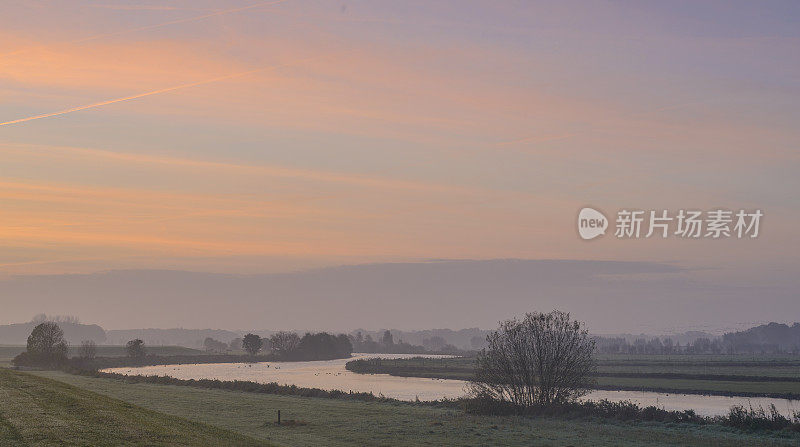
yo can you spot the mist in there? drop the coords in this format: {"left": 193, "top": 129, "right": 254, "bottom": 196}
{"left": 1, "top": 259, "right": 796, "bottom": 334}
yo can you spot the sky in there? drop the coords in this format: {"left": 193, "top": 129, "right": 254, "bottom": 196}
{"left": 0, "top": 1, "right": 798, "bottom": 330}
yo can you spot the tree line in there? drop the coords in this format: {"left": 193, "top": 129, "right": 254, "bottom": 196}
{"left": 12, "top": 322, "right": 354, "bottom": 368}
{"left": 204, "top": 330, "right": 352, "bottom": 360}
{"left": 348, "top": 330, "right": 462, "bottom": 354}
{"left": 594, "top": 336, "right": 728, "bottom": 355}
{"left": 595, "top": 332, "right": 800, "bottom": 355}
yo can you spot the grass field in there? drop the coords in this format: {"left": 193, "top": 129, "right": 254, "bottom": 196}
{"left": 25, "top": 369, "right": 800, "bottom": 447}
{"left": 0, "top": 368, "right": 271, "bottom": 446}
{"left": 346, "top": 355, "right": 800, "bottom": 398}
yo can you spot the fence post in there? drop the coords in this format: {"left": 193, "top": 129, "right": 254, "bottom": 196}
{"left": 277, "top": 410, "right": 281, "bottom": 425}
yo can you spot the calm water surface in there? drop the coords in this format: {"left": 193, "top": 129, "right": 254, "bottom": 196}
{"left": 104, "top": 353, "right": 798, "bottom": 417}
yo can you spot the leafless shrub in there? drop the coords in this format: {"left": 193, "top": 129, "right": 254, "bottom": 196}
{"left": 469, "top": 310, "right": 595, "bottom": 407}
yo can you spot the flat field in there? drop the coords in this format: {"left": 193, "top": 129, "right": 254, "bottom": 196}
{"left": 24, "top": 369, "right": 800, "bottom": 447}
{"left": 0, "top": 368, "right": 271, "bottom": 446}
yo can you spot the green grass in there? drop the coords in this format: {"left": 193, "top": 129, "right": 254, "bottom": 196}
{"left": 0, "top": 368, "right": 272, "bottom": 446}
{"left": 30, "top": 370, "right": 800, "bottom": 447}
{"left": 346, "top": 355, "right": 800, "bottom": 398}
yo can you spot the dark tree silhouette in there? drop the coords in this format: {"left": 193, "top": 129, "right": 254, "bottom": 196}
{"left": 295, "top": 332, "right": 352, "bottom": 360}
{"left": 269, "top": 331, "right": 300, "bottom": 355}
{"left": 14, "top": 321, "right": 69, "bottom": 366}
{"left": 203, "top": 337, "right": 228, "bottom": 352}
{"left": 470, "top": 310, "right": 595, "bottom": 407}
{"left": 126, "top": 339, "right": 146, "bottom": 358}
{"left": 381, "top": 330, "right": 394, "bottom": 347}
{"left": 242, "top": 333, "right": 263, "bottom": 356}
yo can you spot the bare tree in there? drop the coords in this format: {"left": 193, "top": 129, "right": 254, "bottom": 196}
{"left": 469, "top": 310, "right": 595, "bottom": 407}
{"left": 79, "top": 340, "right": 97, "bottom": 359}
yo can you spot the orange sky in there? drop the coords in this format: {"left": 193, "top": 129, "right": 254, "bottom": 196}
{"left": 0, "top": 0, "right": 797, "bottom": 278}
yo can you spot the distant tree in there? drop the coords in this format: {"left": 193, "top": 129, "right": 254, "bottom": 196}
{"left": 79, "top": 340, "right": 97, "bottom": 359}
{"left": 337, "top": 333, "right": 353, "bottom": 357}
{"left": 381, "top": 330, "right": 394, "bottom": 347}
{"left": 423, "top": 336, "right": 446, "bottom": 352}
{"left": 270, "top": 331, "right": 300, "bottom": 355}
{"left": 633, "top": 338, "right": 647, "bottom": 355}
{"left": 242, "top": 333, "right": 263, "bottom": 356}
{"left": 126, "top": 339, "right": 146, "bottom": 358}
{"left": 229, "top": 337, "right": 243, "bottom": 351}
{"left": 295, "top": 332, "right": 352, "bottom": 360}
{"left": 662, "top": 338, "right": 674, "bottom": 354}
{"left": 15, "top": 322, "right": 69, "bottom": 367}
{"left": 646, "top": 338, "right": 664, "bottom": 354}
{"left": 31, "top": 314, "right": 80, "bottom": 324}
{"left": 358, "top": 334, "right": 381, "bottom": 352}
{"left": 203, "top": 337, "right": 227, "bottom": 352}
{"left": 470, "top": 310, "right": 595, "bottom": 408}
{"left": 689, "top": 337, "right": 712, "bottom": 354}
{"left": 57, "top": 315, "right": 80, "bottom": 324}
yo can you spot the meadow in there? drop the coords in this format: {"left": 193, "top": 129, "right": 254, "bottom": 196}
{"left": 21, "top": 369, "right": 800, "bottom": 447}
{"left": 5, "top": 349, "right": 800, "bottom": 445}
{"left": 0, "top": 368, "right": 271, "bottom": 446}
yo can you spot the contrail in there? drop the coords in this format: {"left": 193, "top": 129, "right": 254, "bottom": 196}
{"left": 1, "top": 0, "right": 289, "bottom": 58}
{"left": 0, "top": 59, "right": 312, "bottom": 127}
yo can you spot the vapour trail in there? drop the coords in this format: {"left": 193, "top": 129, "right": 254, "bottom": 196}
{"left": 0, "top": 59, "right": 310, "bottom": 127}
{"left": 1, "top": 0, "right": 288, "bottom": 57}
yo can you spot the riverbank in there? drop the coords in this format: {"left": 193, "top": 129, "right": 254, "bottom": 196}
{"left": 11, "top": 349, "right": 354, "bottom": 371}
{"left": 27, "top": 368, "right": 800, "bottom": 447}
{"left": 345, "top": 355, "right": 800, "bottom": 399}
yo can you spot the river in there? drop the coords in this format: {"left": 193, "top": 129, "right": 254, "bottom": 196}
{"left": 103, "top": 353, "right": 799, "bottom": 417}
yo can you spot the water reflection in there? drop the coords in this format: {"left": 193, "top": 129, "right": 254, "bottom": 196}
{"left": 104, "top": 353, "right": 798, "bottom": 417}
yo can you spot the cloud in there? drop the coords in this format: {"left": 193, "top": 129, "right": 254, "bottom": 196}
{"left": 0, "top": 142, "right": 472, "bottom": 194}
